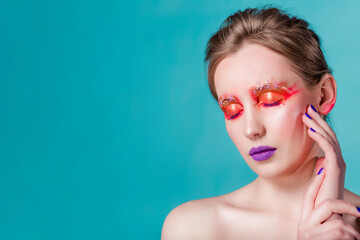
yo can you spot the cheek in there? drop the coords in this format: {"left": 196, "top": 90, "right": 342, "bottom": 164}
{"left": 267, "top": 100, "right": 306, "bottom": 141}
{"left": 225, "top": 122, "right": 237, "bottom": 143}
{"left": 225, "top": 121, "right": 245, "bottom": 151}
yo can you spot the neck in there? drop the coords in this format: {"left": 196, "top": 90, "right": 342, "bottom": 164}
{"left": 251, "top": 149, "right": 323, "bottom": 219}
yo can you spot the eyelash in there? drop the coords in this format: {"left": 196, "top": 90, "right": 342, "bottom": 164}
{"left": 261, "top": 99, "right": 282, "bottom": 108}
{"left": 228, "top": 111, "right": 242, "bottom": 120}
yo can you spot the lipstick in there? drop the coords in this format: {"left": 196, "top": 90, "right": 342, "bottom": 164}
{"left": 249, "top": 146, "right": 277, "bottom": 161}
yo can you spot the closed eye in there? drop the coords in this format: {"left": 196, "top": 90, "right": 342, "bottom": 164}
{"left": 258, "top": 92, "right": 284, "bottom": 108}
{"left": 224, "top": 103, "right": 243, "bottom": 120}
{"left": 262, "top": 100, "right": 282, "bottom": 107}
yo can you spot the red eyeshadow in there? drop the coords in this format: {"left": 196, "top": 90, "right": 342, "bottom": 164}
{"left": 249, "top": 80, "right": 300, "bottom": 102}
{"left": 218, "top": 95, "right": 243, "bottom": 120}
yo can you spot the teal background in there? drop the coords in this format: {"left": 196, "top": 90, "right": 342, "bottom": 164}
{"left": 1, "top": 0, "right": 359, "bottom": 239}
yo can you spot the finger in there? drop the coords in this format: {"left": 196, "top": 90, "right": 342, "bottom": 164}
{"left": 306, "top": 128, "right": 340, "bottom": 174}
{"left": 322, "top": 220, "right": 360, "bottom": 239}
{"left": 302, "top": 111, "right": 337, "bottom": 150}
{"left": 307, "top": 104, "right": 339, "bottom": 147}
{"left": 342, "top": 223, "right": 360, "bottom": 240}
{"left": 311, "top": 219, "right": 360, "bottom": 240}
{"left": 305, "top": 105, "right": 346, "bottom": 174}
{"left": 314, "top": 156, "right": 325, "bottom": 172}
{"left": 307, "top": 199, "right": 360, "bottom": 227}
{"left": 300, "top": 166, "right": 325, "bottom": 222}
{"left": 313, "top": 232, "right": 359, "bottom": 240}
{"left": 312, "top": 232, "right": 355, "bottom": 240}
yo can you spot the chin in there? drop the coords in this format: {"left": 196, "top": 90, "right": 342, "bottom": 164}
{"left": 245, "top": 157, "right": 299, "bottom": 180}
{"left": 255, "top": 168, "right": 289, "bottom": 179}
{"left": 252, "top": 166, "right": 286, "bottom": 179}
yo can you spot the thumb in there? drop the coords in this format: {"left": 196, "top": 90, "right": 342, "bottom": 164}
{"left": 300, "top": 161, "right": 325, "bottom": 222}
{"left": 314, "top": 156, "right": 325, "bottom": 174}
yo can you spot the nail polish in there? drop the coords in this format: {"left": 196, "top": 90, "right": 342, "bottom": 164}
{"left": 311, "top": 105, "right": 317, "bottom": 112}
{"left": 305, "top": 113, "right": 312, "bottom": 119}
{"left": 310, "top": 128, "right": 316, "bottom": 132}
{"left": 357, "top": 206, "right": 360, "bottom": 213}
{"left": 317, "top": 167, "right": 324, "bottom": 175}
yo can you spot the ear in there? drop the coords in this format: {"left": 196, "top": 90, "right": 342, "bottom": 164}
{"left": 316, "top": 73, "right": 337, "bottom": 115}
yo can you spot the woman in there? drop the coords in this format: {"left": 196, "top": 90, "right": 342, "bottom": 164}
{"left": 162, "top": 7, "right": 360, "bottom": 239}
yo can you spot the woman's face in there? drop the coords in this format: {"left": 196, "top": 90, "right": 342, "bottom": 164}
{"left": 214, "top": 43, "right": 319, "bottom": 179}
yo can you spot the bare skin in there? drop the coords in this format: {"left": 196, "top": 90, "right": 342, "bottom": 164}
{"left": 161, "top": 43, "right": 360, "bottom": 239}
{"left": 161, "top": 186, "right": 360, "bottom": 240}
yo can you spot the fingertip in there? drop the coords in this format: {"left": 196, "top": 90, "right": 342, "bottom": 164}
{"left": 349, "top": 204, "right": 360, "bottom": 217}
{"left": 310, "top": 104, "right": 318, "bottom": 113}
{"left": 301, "top": 112, "right": 308, "bottom": 121}
{"left": 307, "top": 104, "right": 313, "bottom": 114}
{"left": 317, "top": 167, "right": 324, "bottom": 175}
{"left": 307, "top": 128, "right": 316, "bottom": 135}
{"left": 314, "top": 157, "right": 325, "bottom": 173}
{"left": 354, "top": 206, "right": 360, "bottom": 218}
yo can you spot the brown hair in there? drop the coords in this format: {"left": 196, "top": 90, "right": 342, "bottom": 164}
{"left": 204, "top": 6, "right": 332, "bottom": 121}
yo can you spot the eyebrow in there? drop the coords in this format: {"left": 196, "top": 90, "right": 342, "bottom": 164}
{"left": 251, "top": 80, "right": 288, "bottom": 94}
{"left": 218, "top": 95, "right": 239, "bottom": 109}
{"left": 249, "top": 80, "right": 294, "bottom": 99}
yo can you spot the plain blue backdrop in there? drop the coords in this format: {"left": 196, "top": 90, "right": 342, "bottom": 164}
{"left": 1, "top": 0, "right": 359, "bottom": 239}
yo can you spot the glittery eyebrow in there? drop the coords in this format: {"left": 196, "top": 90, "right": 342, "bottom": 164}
{"left": 252, "top": 80, "right": 287, "bottom": 93}
{"left": 218, "top": 95, "right": 239, "bottom": 108}
{"left": 249, "top": 80, "right": 292, "bottom": 99}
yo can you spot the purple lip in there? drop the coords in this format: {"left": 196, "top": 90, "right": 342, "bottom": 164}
{"left": 249, "top": 146, "right": 277, "bottom": 161}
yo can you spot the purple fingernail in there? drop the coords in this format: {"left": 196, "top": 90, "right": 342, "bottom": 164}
{"left": 317, "top": 167, "right": 324, "bottom": 175}
{"left": 311, "top": 105, "right": 317, "bottom": 112}
{"left": 305, "top": 113, "right": 312, "bottom": 119}
{"left": 357, "top": 206, "right": 360, "bottom": 212}
{"left": 310, "top": 128, "right": 316, "bottom": 132}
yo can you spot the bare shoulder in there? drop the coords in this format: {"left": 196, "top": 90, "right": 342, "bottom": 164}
{"left": 161, "top": 197, "right": 221, "bottom": 240}
{"left": 344, "top": 188, "right": 360, "bottom": 205}
{"left": 161, "top": 184, "right": 256, "bottom": 240}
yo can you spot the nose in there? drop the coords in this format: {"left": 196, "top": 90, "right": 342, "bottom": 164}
{"left": 243, "top": 108, "right": 266, "bottom": 140}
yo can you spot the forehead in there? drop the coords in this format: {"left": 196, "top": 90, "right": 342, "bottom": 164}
{"left": 214, "top": 43, "right": 305, "bottom": 96}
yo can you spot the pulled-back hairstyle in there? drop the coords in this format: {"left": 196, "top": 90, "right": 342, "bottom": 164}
{"left": 204, "top": 6, "right": 332, "bottom": 121}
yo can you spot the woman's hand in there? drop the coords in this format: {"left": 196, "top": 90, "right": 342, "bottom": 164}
{"left": 297, "top": 167, "right": 360, "bottom": 239}
{"left": 302, "top": 104, "right": 346, "bottom": 207}
{"left": 298, "top": 104, "right": 360, "bottom": 239}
